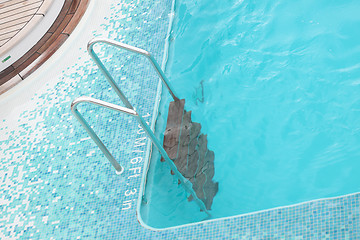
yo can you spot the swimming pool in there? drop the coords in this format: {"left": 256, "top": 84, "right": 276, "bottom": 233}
{"left": 140, "top": 0, "right": 360, "bottom": 229}
{"left": 1, "top": 0, "right": 359, "bottom": 238}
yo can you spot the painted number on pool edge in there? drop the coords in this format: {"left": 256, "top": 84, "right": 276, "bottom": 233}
{"left": 125, "top": 188, "right": 137, "bottom": 196}
{"left": 122, "top": 113, "right": 151, "bottom": 211}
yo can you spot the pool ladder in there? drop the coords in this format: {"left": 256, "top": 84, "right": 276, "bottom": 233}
{"left": 71, "top": 38, "right": 209, "bottom": 215}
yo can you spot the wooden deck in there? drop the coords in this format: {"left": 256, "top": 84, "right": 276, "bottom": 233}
{"left": 0, "top": 0, "right": 49, "bottom": 48}
{"left": 0, "top": 0, "right": 89, "bottom": 94}
{"left": 162, "top": 99, "right": 218, "bottom": 210}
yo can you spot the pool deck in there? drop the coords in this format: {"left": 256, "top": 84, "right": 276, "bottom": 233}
{"left": 0, "top": 0, "right": 359, "bottom": 239}
{"left": 0, "top": 0, "right": 89, "bottom": 94}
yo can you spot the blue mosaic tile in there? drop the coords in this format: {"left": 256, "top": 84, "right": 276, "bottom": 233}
{"left": 0, "top": 0, "right": 359, "bottom": 239}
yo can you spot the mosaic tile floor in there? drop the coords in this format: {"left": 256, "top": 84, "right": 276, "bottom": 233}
{"left": 0, "top": 0, "right": 359, "bottom": 239}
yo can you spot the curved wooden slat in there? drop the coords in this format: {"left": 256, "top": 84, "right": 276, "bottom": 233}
{"left": 0, "top": 0, "right": 89, "bottom": 94}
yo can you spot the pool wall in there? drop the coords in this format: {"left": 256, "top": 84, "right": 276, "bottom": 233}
{"left": 0, "top": 0, "right": 359, "bottom": 239}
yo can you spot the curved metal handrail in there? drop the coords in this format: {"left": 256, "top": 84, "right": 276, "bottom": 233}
{"left": 87, "top": 37, "right": 179, "bottom": 105}
{"left": 70, "top": 96, "right": 209, "bottom": 215}
{"left": 71, "top": 96, "right": 137, "bottom": 174}
{"left": 71, "top": 38, "right": 210, "bottom": 215}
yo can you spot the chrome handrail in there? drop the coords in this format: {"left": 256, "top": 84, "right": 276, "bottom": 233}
{"left": 70, "top": 96, "right": 209, "bottom": 215}
{"left": 72, "top": 38, "right": 209, "bottom": 214}
{"left": 71, "top": 96, "right": 135, "bottom": 174}
{"left": 87, "top": 37, "right": 179, "bottom": 105}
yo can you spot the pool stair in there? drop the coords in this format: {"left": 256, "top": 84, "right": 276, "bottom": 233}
{"left": 71, "top": 38, "right": 215, "bottom": 216}
{"left": 161, "top": 99, "right": 218, "bottom": 210}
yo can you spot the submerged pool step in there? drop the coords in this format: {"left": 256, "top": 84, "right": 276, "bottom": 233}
{"left": 161, "top": 99, "right": 218, "bottom": 210}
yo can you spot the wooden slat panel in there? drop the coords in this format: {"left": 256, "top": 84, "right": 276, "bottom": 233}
{"left": 0, "top": 15, "right": 42, "bottom": 55}
{"left": 38, "top": 14, "right": 72, "bottom": 54}
{"left": 0, "top": 2, "right": 42, "bottom": 20}
{"left": 0, "top": 31, "right": 19, "bottom": 41}
{"left": 0, "top": 10, "right": 35, "bottom": 25}
{"left": 38, "top": 31, "right": 68, "bottom": 54}
{"left": 63, "top": 0, "right": 89, "bottom": 35}
{"left": 47, "top": 0, "right": 72, "bottom": 33}
{"left": 0, "top": 0, "right": 42, "bottom": 14}
{"left": 0, "top": 74, "right": 22, "bottom": 94}
{"left": 0, "top": 70, "right": 17, "bottom": 83}
{"left": 0, "top": 65, "right": 15, "bottom": 84}
{"left": 0, "top": 0, "right": 28, "bottom": 9}
{"left": 0, "top": 22, "right": 25, "bottom": 35}
{"left": 0, "top": 38, "right": 9, "bottom": 46}
{"left": 68, "top": 0, "right": 80, "bottom": 14}
{"left": 0, "top": 15, "right": 31, "bottom": 29}
{"left": 13, "top": 51, "right": 39, "bottom": 72}
{"left": 12, "top": 32, "right": 51, "bottom": 68}
{"left": 20, "top": 34, "right": 68, "bottom": 79}
{"left": 0, "top": 0, "right": 90, "bottom": 92}
{"left": 0, "top": 30, "right": 18, "bottom": 41}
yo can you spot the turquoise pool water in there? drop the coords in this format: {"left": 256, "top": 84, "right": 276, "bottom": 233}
{"left": 1, "top": 0, "right": 358, "bottom": 238}
{"left": 141, "top": 0, "right": 360, "bottom": 228}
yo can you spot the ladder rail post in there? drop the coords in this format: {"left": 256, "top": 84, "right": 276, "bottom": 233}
{"left": 87, "top": 38, "right": 179, "bottom": 103}
{"left": 87, "top": 47, "right": 134, "bottom": 109}
{"left": 71, "top": 96, "right": 210, "bottom": 216}
{"left": 72, "top": 38, "right": 211, "bottom": 214}
{"left": 146, "top": 54, "right": 179, "bottom": 102}
{"left": 136, "top": 114, "right": 210, "bottom": 216}
{"left": 70, "top": 97, "right": 136, "bottom": 174}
